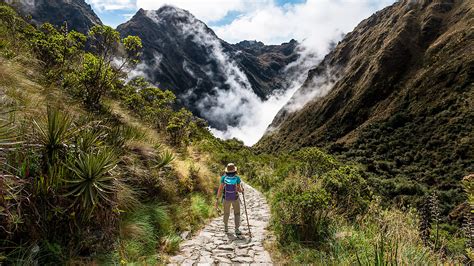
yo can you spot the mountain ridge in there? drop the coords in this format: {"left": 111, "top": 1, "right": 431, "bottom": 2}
{"left": 117, "top": 5, "right": 301, "bottom": 129}
{"left": 257, "top": 0, "right": 473, "bottom": 210}
{"left": 2, "top": 0, "right": 102, "bottom": 33}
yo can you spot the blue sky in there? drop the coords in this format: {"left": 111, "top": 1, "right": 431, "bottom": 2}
{"left": 87, "top": 0, "right": 395, "bottom": 46}
{"left": 88, "top": 0, "right": 308, "bottom": 28}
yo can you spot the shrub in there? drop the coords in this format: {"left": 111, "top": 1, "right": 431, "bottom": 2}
{"left": 65, "top": 147, "right": 118, "bottom": 215}
{"left": 293, "top": 147, "right": 338, "bottom": 176}
{"left": 166, "top": 108, "right": 195, "bottom": 146}
{"left": 33, "top": 107, "right": 75, "bottom": 167}
{"left": 119, "top": 203, "right": 171, "bottom": 262}
{"left": 272, "top": 174, "right": 332, "bottom": 243}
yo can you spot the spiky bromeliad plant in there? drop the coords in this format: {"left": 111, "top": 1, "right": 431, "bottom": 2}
{"left": 33, "top": 107, "right": 75, "bottom": 167}
{"left": 152, "top": 150, "right": 175, "bottom": 170}
{"left": 65, "top": 148, "right": 118, "bottom": 216}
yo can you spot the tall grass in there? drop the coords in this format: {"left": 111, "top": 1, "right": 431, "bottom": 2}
{"left": 119, "top": 203, "right": 172, "bottom": 263}
{"left": 191, "top": 193, "right": 213, "bottom": 220}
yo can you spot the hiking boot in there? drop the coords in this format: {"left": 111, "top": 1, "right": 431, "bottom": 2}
{"left": 224, "top": 225, "right": 228, "bottom": 233}
{"left": 235, "top": 229, "right": 242, "bottom": 236}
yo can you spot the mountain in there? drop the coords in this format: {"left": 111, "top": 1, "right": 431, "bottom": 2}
{"left": 257, "top": 0, "right": 473, "bottom": 209}
{"left": 117, "top": 6, "right": 299, "bottom": 129}
{"left": 4, "top": 0, "right": 101, "bottom": 33}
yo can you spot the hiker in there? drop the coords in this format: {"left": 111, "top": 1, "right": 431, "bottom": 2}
{"left": 215, "top": 163, "right": 244, "bottom": 235}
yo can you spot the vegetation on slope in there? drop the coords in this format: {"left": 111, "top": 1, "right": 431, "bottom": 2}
{"left": 196, "top": 138, "right": 472, "bottom": 263}
{"left": 0, "top": 4, "right": 218, "bottom": 264}
{"left": 257, "top": 0, "right": 474, "bottom": 220}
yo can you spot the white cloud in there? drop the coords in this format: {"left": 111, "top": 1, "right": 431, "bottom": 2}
{"left": 88, "top": 0, "right": 272, "bottom": 22}
{"left": 95, "top": 0, "right": 396, "bottom": 145}
{"left": 140, "top": 0, "right": 273, "bottom": 23}
{"left": 214, "top": 0, "right": 395, "bottom": 54}
{"left": 86, "top": 0, "right": 135, "bottom": 11}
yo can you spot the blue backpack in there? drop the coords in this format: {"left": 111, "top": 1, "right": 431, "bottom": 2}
{"left": 223, "top": 175, "right": 239, "bottom": 201}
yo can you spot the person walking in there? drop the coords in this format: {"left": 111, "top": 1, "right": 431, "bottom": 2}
{"left": 215, "top": 163, "right": 244, "bottom": 235}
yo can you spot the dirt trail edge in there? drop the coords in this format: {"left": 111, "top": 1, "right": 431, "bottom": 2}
{"left": 168, "top": 182, "right": 273, "bottom": 265}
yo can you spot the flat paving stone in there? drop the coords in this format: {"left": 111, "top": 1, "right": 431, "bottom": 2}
{"left": 168, "top": 182, "right": 273, "bottom": 265}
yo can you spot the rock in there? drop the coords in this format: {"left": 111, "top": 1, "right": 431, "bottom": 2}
{"left": 235, "top": 248, "right": 249, "bottom": 256}
{"left": 254, "top": 251, "right": 272, "bottom": 263}
{"left": 180, "top": 231, "right": 191, "bottom": 240}
{"left": 232, "top": 256, "right": 254, "bottom": 263}
{"left": 218, "top": 244, "right": 234, "bottom": 251}
{"left": 169, "top": 254, "right": 186, "bottom": 263}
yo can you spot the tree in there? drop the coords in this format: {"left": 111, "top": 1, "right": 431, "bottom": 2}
{"left": 79, "top": 25, "right": 142, "bottom": 109}
{"left": 166, "top": 108, "right": 194, "bottom": 145}
{"left": 120, "top": 77, "right": 176, "bottom": 128}
{"left": 32, "top": 23, "right": 86, "bottom": 72}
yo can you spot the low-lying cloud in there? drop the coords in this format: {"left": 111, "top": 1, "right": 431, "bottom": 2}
{"left": 128, "top": 1, "right": 397, "bottom": 146}
{"left": 144, "top": 7, "right": 322, "bottom": 145}
{"left": 214, "top": 0, "right": 396, "bottom": 55}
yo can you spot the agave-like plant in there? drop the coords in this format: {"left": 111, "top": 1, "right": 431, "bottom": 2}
{"left": 74, "top": 127, "right": 105, "bottom": 153}
{"left": 152, "top": 150, "right": 175, "bottom": 170}
{"left": 65, "top": 148, "right": 118, "bottom": 214}
{"left": 33, "top": 107, "right": 75, "bottom": 166}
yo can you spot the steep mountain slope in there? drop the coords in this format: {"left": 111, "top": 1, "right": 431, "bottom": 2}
{"left": 258, "top": 0, "right": 473, "bottom": 208}
{"left": 4, "top": 0, "right": 101, "bottom": 32}
{"left": 117, "top": 6, "right": 299, "bottom": 129}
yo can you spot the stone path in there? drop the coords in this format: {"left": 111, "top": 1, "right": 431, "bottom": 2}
{"left": 168, "top": 182, "right": 273, "bottom": 265}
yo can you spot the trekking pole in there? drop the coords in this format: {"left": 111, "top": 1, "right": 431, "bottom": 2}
{"left": 242, "top": 184, "right": 252, "bottom": 238}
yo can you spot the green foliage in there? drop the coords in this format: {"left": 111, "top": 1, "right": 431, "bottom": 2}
{"left": 190, "top": 194, "right": 212, "bottom": 220}
{"left": 166, "top": 108, "right": 195, "bottom": 145}
{"left": 273, "top": 174, "right": 332, "bottom": 243}
{"left": 64, "top": 25, "right": 143, "bottom": 109}
{"left": 120, "top": 203, "right": 172, "bottom": 262}
{"left": 76, "top": 52, "right": 115, "bottom": 109}
{"left": 0, "top": 5, "right": 35, "bottom": 56}
{"left": 293, "top": 147, "right": 338, "bottom": 176}
{"left": 120, "top": 78, "right": 177, "bottom": 129}
{"left": 33, "top": 107, "right": 76, "bottom": 191}
{"left": 152, "top": 150, "right": 175, "bottom": 170}
{"left": 0, "top": 111, "right": 20, "bottom": 174}
{"left": 73, "top": 126, "right": 105, "bottom": 153}
{"left": 462, "top": 174, "right": 474, "bottom": 260}
{"left": 32, "top": 23, "right": 86, "bottom": 71}
{"left": 162, "top": 234, "right": 181, "bottom": 254}
{"left": 65, "top": 148, "right": 118, "bottom": 214}
{"left": 121, "top": 35, "right": 143, "bottom": 65}
{"left": 0, "top": 5, "right": 19, "bottom": 35}
{"left": 88, "top": 25, "right": 120, "bottom": 59}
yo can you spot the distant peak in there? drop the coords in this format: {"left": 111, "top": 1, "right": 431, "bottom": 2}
{"left": 237, "top": 40, "right": 265, "bottom": 47}
{"left": 143, "top": 4, "right": 198, "bottom": 25}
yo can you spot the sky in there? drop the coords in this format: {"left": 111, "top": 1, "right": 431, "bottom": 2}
{"left": 86, "top": 0, "right": 395, "bottom": 46}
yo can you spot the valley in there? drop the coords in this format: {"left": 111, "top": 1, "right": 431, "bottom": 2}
{"left": 0, "top": 0, "right": 473, "bottom": 264}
